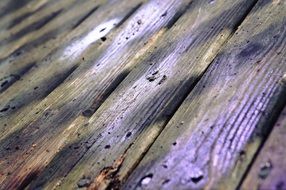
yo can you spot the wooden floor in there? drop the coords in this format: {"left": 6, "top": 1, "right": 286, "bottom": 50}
{"left": 0, "top": 0, "right": 285, "bottom": 189}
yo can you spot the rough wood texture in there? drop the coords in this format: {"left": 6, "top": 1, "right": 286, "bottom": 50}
{"left": 0, "top": 0, "right": 107, "bottom": 93}
{"left": 123, "top": 0, "right": 286, "bottom": 189}
{"left": 0, "top": 0, "right": 197, "bottom": 189}
{"left": 0, "top": 0, "right": 141, "bottom": 140}
{"left": 0, "top": 0, "right": 101, "bottom": 59}
{"left": 0, "top": 0, "right": 285, "bottom": 189}
{"left": 241, "top": 106, "right": 286, "bottom": 190}
{"left": 52, "top": 0, "right": 261, "bottom": 189}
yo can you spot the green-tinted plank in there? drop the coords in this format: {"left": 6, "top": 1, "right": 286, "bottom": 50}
{"left": 0, "top": 0, "right": 129, "bottom": 139}
{"left": 0, "top": 0, "right": 194, "bottom": 189}
{"left": 123, "top": 0, "right": 286, "bottom": 189}
{"left": 0, "top": 0, "right": 107, "bottom": 93}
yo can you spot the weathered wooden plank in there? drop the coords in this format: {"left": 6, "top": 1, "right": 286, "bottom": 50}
{"left": 0, "top": 0, "right": 197, "bottom": 189}
{"left": 0, "top": 0, "right": 47, "bottom": 29}
{"left": 0, "top": 0, "right": 103, "bottom": 59}
{"left": 0, "top": 0, "right": 142, "bottom": 139}
{"left": 53, "top": 0, "right": 263, "bottom": 189}
{"left": 0, "top": 0, "right": 109, "bottom": 93}
{"left": 0, "top": 0, "right": 72, "bottom": 42}
{"left": 123, "top": 0, "right": 286, "bottom": 189}
{"left": 16, "top": 0, "right": 260, "bottom": 189}
{"left": 241, "top": 106, "right": 286, "bottom": 190}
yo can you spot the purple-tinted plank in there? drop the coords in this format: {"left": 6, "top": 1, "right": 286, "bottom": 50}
{"left": 123, "top": 0, "right": 286, "bottom": 189}
{"left": 42, "top": 0, "right": 260, "bottom": 189}
{"left": 241, "top": 106, "right": 286, "bottom": 190}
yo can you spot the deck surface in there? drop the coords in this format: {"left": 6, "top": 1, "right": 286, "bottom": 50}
{"left": 0, "top": 0, "right": 285, "bottom": 189}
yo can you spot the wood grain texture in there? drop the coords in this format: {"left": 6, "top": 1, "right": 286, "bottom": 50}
{"left": 0, "top": 0, "right": 285, "bottom": 189}
{"left": 123, "top": 0, "right": 286, "bottom": 189}
{"left": 0, "top": 0, "right": 196, "bottom": 189}
{"left": 0, "top": 0, "right": 102, "bottom": 59}
{"left": 241, "top": 106, "right": 286, "bottom": 190}
{"left": 24, "top": 0, "right": 259, "bottom": 189}
{"left": 0, "top": 0, "right": 140, "bottom": 140}
{"left": 0, "top": 0, "right": 107, "bottom": 93}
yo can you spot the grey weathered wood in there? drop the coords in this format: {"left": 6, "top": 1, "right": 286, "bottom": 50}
{"left": 0, "top": 0, "right": 100, "bottom": 59}
{"left": 0, "top": 0, "right": 58, "bottom": 39}
{"left": 241, "top": 106, "right": 286, "bottom": 190}
{"left": 20, "top": 0, "right": 259, "bottom": 189}
{"left": 123, "top": 0, "right": 286, "bottom": 189}
{"left": 0, "top": 0, "right": 138, "bottom": 140}
{"left": 0, "top": 0, "right": 197, "bottom": 189}
{"left": 0, "top": 0, "right": 48, "bottom": 32}
{"left": 0, "top": 0, "right": 108, "bottom": 93}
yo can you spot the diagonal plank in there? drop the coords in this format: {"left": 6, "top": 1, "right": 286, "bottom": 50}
{"left": 0, "top": 0, "right": 139, "bottom": 139}
{"left": 0, "top": 0, "right": 105, "bottom": 92}
{"left": 123, "top": 0, "right": 286, "bottom": 189}
{"left": 241, "top": 105, "right": 286, "bottom": 190}
{"left": 0, "top": 0, "right": 197, "bottom": 189}
{"left": 0, "top": 0, "right": 72, "bottom": 42}
{"left": 0, "top": 0, "right": 47, "bottom": 30}
{"left": 21, "top": 0, "right": 260, "bottom": 189}
{"left": 0, "top": 0, "right": 102, "bottom": 59}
